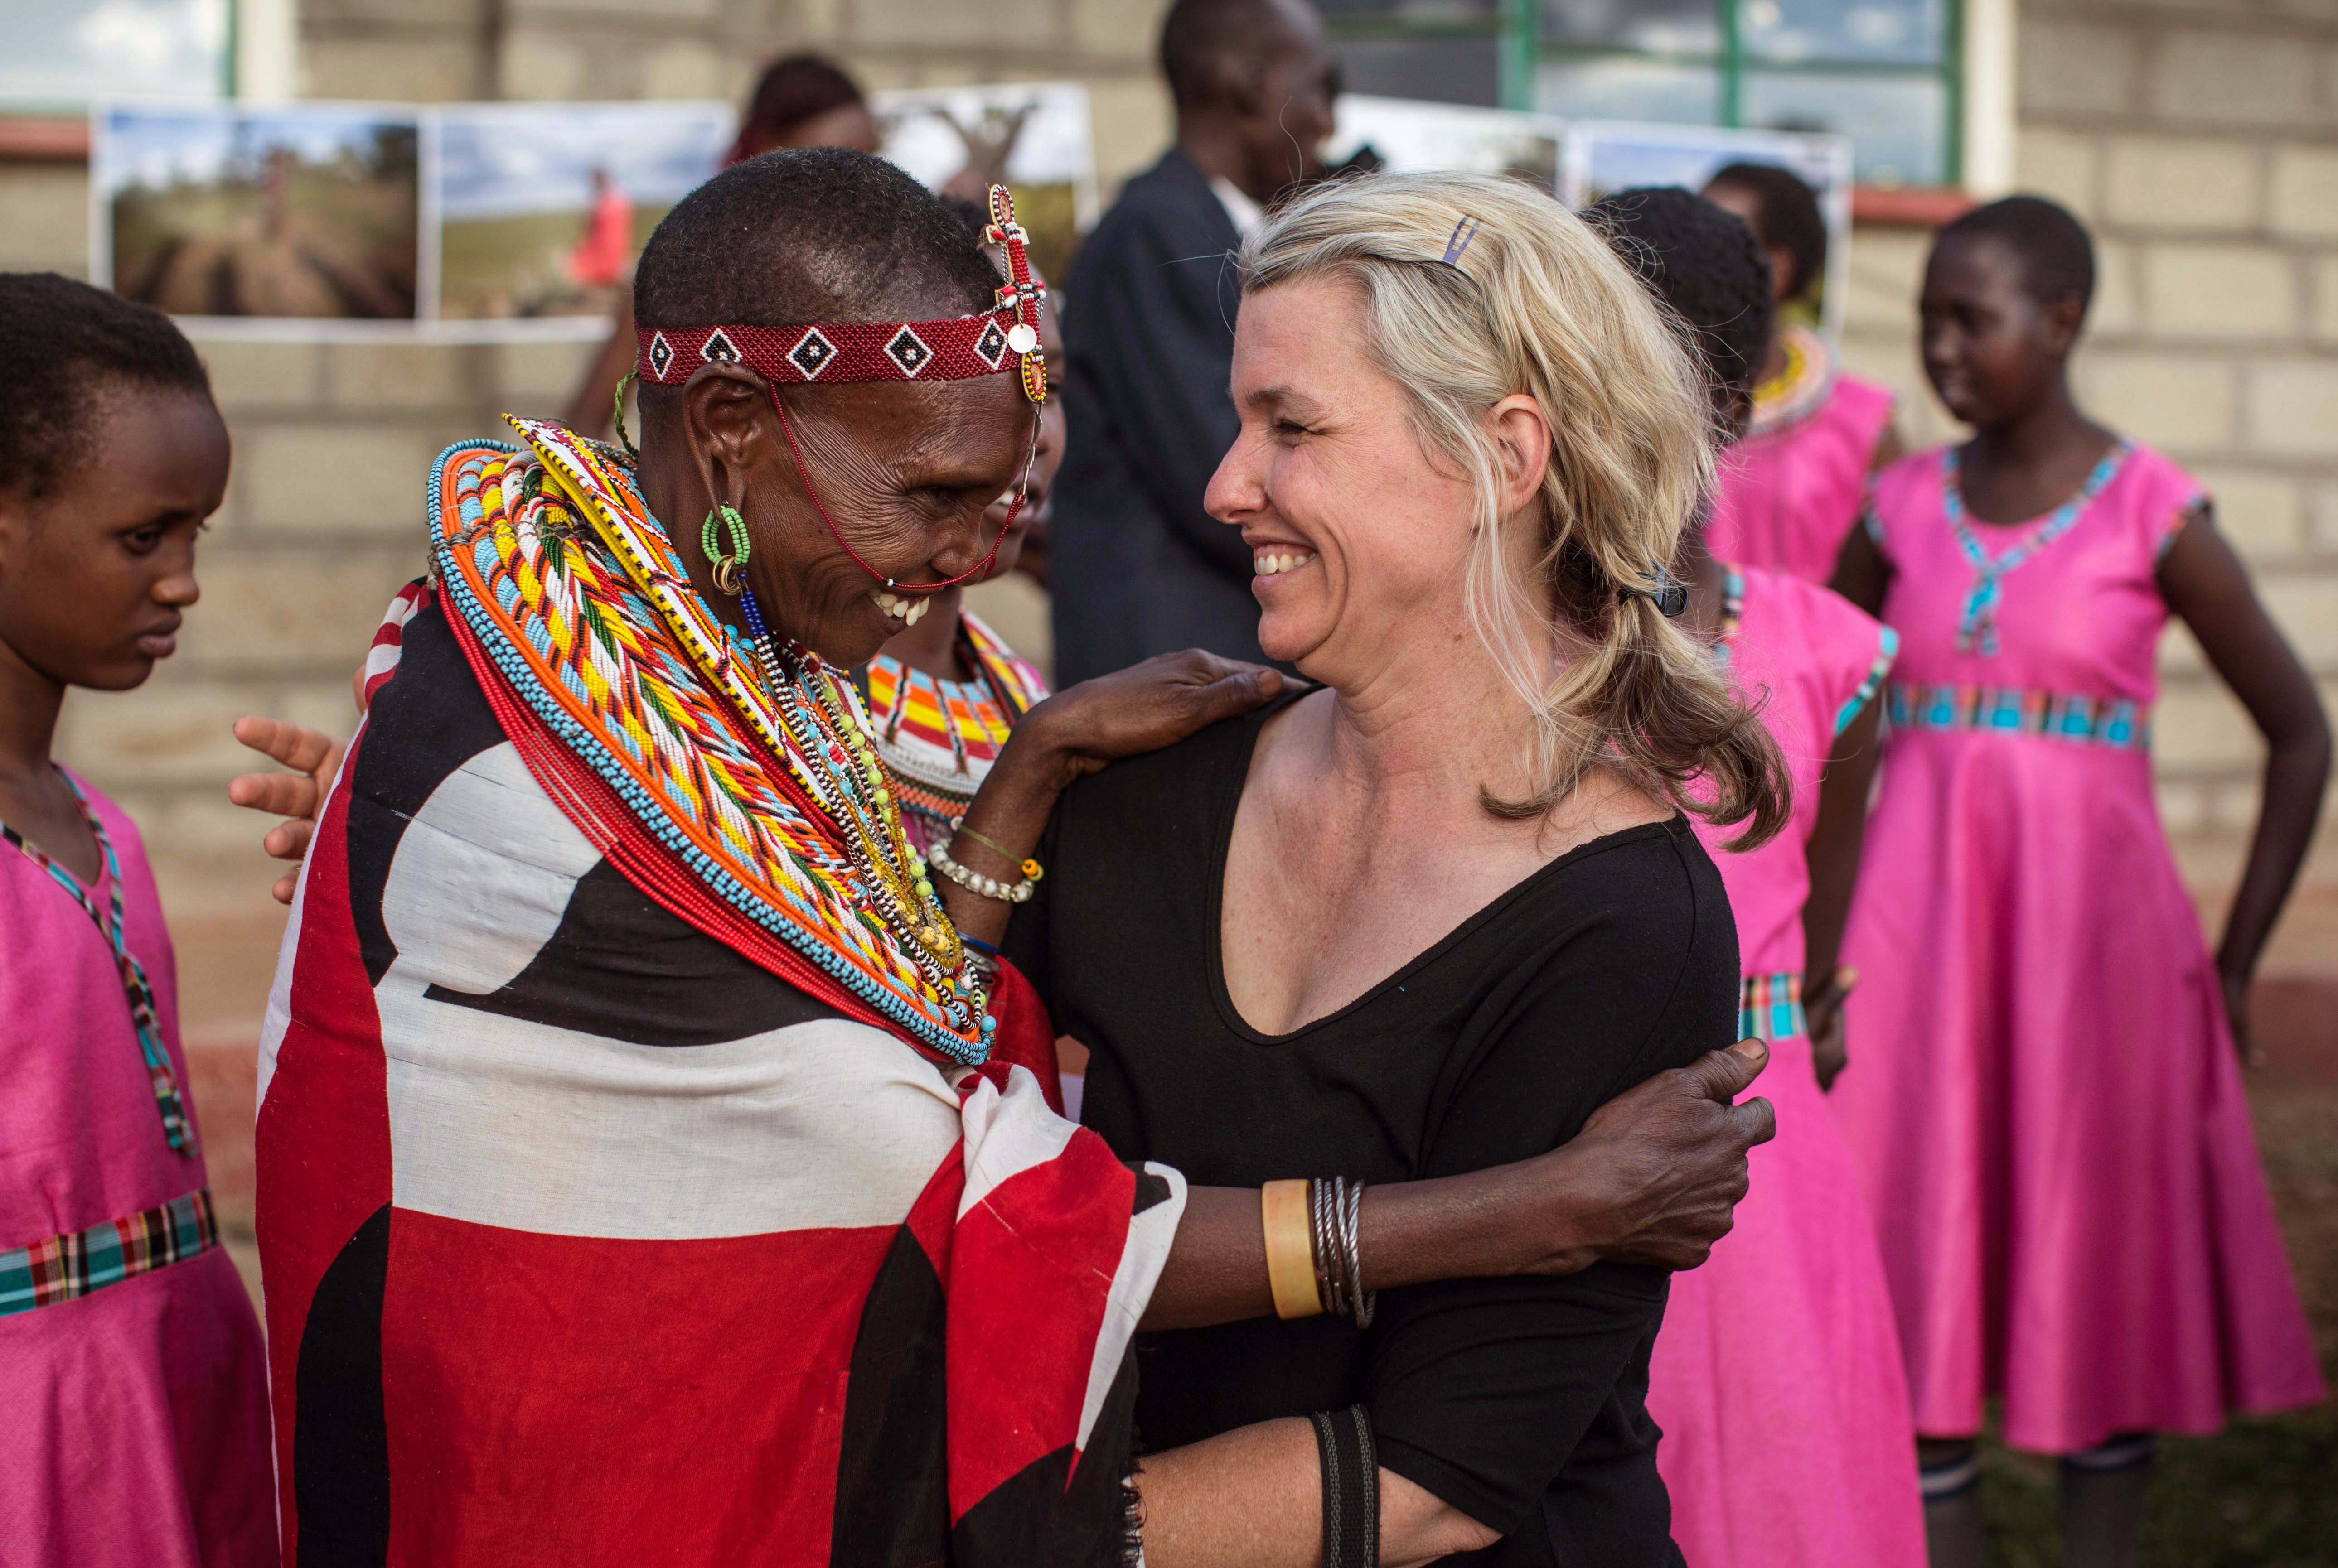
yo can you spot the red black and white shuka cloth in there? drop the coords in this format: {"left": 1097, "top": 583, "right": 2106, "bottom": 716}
{"left": 256, "top": 420, "right": 1183, "bottom": 1567}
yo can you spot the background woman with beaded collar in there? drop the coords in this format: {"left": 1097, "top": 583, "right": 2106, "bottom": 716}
{"left": 240, "top": 151, "right": 1777, "bottom": 1564}
{"left": 858, "top": 198, "right": 1066, "bottom": 856}
{"left": 1698, "top": 163, "right": 1903, "bottom": 589}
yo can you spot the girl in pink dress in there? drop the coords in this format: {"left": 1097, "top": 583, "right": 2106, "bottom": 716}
{"left": 1593, "top": 188, "right": 1927, "bottom": 1568}
{"left": 0, "top": 276, "right": 275, "bottom": 1567}
{"left": 1702, "top": 163, "right": 1902, "bottom": 584}
{"left": 1833, "top": 197, "right": 2328, "bottom": 1568}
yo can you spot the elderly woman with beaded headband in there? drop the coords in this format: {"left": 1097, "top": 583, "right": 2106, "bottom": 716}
{"left": 247, "top": 150, "right": 1775, "bottom": 1563}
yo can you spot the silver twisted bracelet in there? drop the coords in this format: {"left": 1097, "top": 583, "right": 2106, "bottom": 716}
{"left": 925, "top": 838, "right": 1037, "bottom": 903}
{"left": 1308, "top": 1175, "right": 1375, "bottom": 1328}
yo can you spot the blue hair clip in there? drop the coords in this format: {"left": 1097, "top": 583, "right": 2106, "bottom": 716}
{"left": 1624, "top": 565, "right": 1689, "bottom": 618}
{"left": 1441, "top": 215, "right": 1481, "bottom": 269}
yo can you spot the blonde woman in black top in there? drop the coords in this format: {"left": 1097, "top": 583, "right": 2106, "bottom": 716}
{"left": 950, "top": 171, "right": 1790, "bottom": 1566}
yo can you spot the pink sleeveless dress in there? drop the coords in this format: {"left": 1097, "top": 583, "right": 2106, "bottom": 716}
{"left": 1651, "top": 567, "right": 1925, "bottom": 1568}
{"left": 1834, "top": 440, "right": 2325, "bottom": 1455}
{"left": 1707, "top": 328, "right": 1896, "bottom": 584}
{"left": 0, "top": 774, "right": 276, "bottom": 1566}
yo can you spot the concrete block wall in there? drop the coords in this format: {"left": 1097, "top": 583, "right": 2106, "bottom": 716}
{"left": 1845, "top": 0, "right": 2338, "bottom": 914}
{"left": 302, "top": 0, "right": 1176, "bottom": 187}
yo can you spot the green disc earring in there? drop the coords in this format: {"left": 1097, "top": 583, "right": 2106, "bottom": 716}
{"left": 702, "top": 504, "right": 750, "bottom": 595}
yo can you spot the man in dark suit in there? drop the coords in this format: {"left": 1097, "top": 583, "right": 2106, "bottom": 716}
{"left": 1050, "top": 0, "right": 1336, "bottom": 682}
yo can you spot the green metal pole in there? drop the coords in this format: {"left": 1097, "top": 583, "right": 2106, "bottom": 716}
{"left": 1500, "top": 0, "right": 1537, "bottom": 111}
{"left": 1718, "top": 0, "right": 1742, "bottom": 125}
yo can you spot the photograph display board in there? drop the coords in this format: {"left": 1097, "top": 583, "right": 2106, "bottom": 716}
{"left": 91, "top": 88, "right": 1104, "bottom": 338}
{"left": 1324, "top": 95, "right": 1565, "bottom": 193}
{"left": 94, "top": 103, "right": 425, "bottom": 327}
{"left": 871, "top": 82, "right": 1098, "bottom": 286}
{"left": 1559, "top": 120, "right": 1854, "bottom": 339}
{"left": 434, "top": 102, "right": 732, "bottom": 324}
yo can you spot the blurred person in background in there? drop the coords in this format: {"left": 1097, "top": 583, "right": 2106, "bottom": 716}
{"left": 1049, "top": 0, "right": 1336, "bottom": 683}
{"left": 1834, "top": 195, "right": 2328, "bottom": 1568}
{"left": 1589, "top": 187, "right": 1927, "bottom": 1568}
{"left": 562, "top": 165, "right": 634, "bottom": 295}
{"left": 562, "top": 54, "right": 881, "bottom": 442}
{"left": 1698, "top": 163, "right": 1902, "bottom": 586}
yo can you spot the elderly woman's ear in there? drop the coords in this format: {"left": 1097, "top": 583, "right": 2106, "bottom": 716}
{"left": 1489, "top": 393, "right": 1553, "bottom": 522}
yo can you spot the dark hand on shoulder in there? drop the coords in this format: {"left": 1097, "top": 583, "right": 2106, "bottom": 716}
{"left": 943, "top": 652, "right": 1283, "bottom": 944}
{"left": 1012, "top": 650, "right": 1284, "bottom": 791}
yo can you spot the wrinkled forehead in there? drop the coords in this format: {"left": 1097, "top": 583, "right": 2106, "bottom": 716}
{"left": 807, "top": 372, "right": 1035, "bottom": 483}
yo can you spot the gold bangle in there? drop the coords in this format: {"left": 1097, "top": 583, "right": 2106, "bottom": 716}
{"left": 1262, "top": 1178, "right": 1323, "bottom": 1320}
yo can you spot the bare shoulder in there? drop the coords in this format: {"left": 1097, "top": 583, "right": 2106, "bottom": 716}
{"left": 1533, "top": 767, "right": 1674, "bottom": 863}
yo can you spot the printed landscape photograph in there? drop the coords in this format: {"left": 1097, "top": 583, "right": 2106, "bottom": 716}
{"left": 1559, "top": 120, "right": 1852, "bottom": 335}
{"left": 435, "top": 102, "right": 732, "bottom": 322}
{"left": 97, "top": 103, "right": 422, "bottom": 321}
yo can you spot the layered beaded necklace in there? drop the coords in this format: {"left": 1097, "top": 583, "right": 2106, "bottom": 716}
{"left": 734, "top": 587, "right": 963, "bottom": 978}
{"left": 1748, "top": 323, "right": 1837, "bottom": 439}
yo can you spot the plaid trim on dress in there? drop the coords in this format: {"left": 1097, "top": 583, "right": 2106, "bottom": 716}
{"left": 1886, "top": 682, "right": 2150, "bottom": 750}
{"left": 1836, "top": 627, "right": 1899, "bottom": 737}
{"left": 0, "top": 1188, "right": 216, "bottom": 1317}
{"left": 0, "top": 773, "right": 193, "bottom": 1152}
{"left": 1740, "top": 971, "right": 1806, "bottom": 1042}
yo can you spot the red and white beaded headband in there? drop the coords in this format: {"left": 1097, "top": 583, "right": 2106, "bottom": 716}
{"left": 634, "top": 186, "right": 1049, "bottom": 407}
{"left": 637, "top": 186, "right": 1049, "bottom": 595}
{"left": 635, "top": 311, "right": 1030, "bottom": 391}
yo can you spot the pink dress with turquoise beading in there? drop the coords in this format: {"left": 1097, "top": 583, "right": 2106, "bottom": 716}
{"left": 0, "top": 773, "right": 276, "bottom": 1567}
{"left": 1705, "top": 327, "right": 1896, "bottom": 584}
{"left": 1834, "top": 440, "right": 2325, "bottom": 1454}
{"left": 1651, "top": 566, "right": 1926, "bottom": 1568}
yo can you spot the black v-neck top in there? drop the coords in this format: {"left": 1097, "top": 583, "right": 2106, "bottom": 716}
{"left": 1002, "top": 692, "right": 1738, "bottom": 1566}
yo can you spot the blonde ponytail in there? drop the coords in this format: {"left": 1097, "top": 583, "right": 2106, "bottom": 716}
{"left": 1241, "top": 171, "right": 1789, "bottom": 846}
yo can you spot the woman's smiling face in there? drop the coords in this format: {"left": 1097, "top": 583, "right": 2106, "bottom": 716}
{"left": 1205, "top": 276, "right": 1491, "bottom": 678}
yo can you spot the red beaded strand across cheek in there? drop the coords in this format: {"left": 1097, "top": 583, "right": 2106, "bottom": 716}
{"left": 762, "top": 381, "right": 1038, "bottom": 594}
{"left": 634, "top": 183, "right": 1051, "bottom": 597}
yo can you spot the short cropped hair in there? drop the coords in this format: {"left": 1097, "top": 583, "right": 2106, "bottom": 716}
{"left": 1588, "top": 187, "right": 1775, "bottom": 424}
{"left": 1704, "top": 162, "right": 1829, "bottom": 303}
{"left": 0, "top": 272, "right": 211, "bottom": 500}
{"left": 632, "top": 149, "right": 1002, "bottom": 341}
{"left": 1160, "top": 0, "right": 1301, "bottom": 110}
{"left": 1936, "top": 194, "right": 2096, "bottom": 316}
